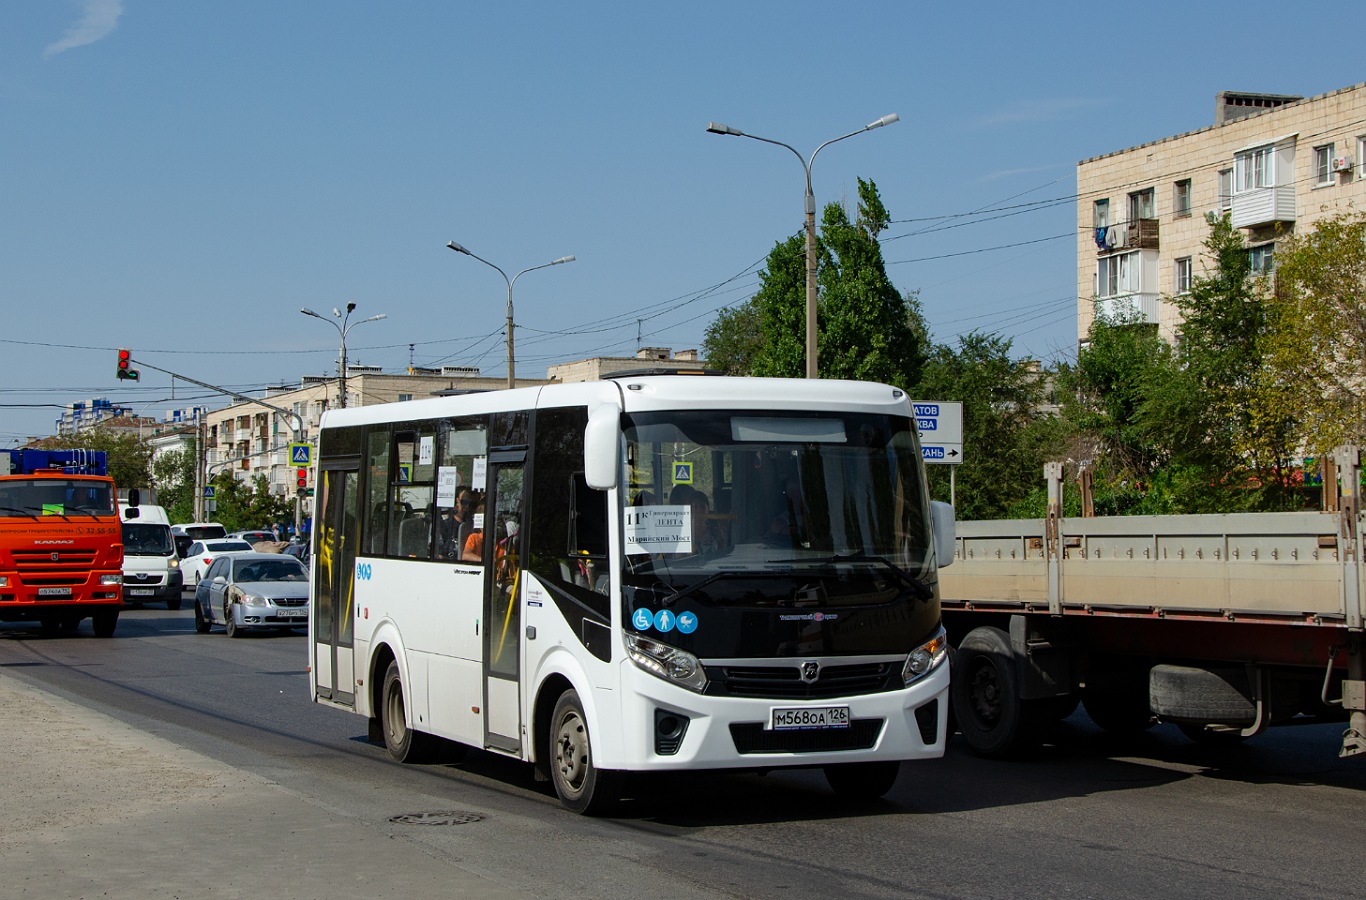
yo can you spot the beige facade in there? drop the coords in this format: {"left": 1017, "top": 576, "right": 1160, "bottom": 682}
{"left": 203, "top": 370, "right": 549, "bottom": 499}
{"left": 1077, "top": 83, "right": 1366, "bottom": 343}
{"left": 202, "top": 351, "right": 706, "bottom": 499}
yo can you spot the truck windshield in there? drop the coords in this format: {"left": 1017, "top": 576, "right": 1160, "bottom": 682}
{"left": 122, "top": 523, "right": 174, "bottom": 555}
{"left": 0, "top": 479, "right": 116, "bottom": 518}
{"left": 620, "top": 409, "right": 934, "bottom": 606}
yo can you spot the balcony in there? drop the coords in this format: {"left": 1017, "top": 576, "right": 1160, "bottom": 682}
{"left": 1231, "top": 186, "right": 1295, "bottom": 229}
{"left": 1096, "top": 218, "right": 1159, "bottom": 254}
{"left": 1096, "top": 293, "right": 1159, "bottom": 325}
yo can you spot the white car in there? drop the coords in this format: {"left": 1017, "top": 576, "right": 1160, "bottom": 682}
{"left": 193, "top": 552, "right": 310, "bottom": 637}
{"left": 180, "top": 539, "right": 255, "bottom": 586}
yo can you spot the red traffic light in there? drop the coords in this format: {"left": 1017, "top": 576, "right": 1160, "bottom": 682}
{"left": 116, "top": 348, "right": 140, "bottom": 381}
{"left": 296, "top": 468, "right": 308, "bottom": 488}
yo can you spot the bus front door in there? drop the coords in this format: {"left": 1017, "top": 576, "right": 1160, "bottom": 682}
{"left": 483, "top": 454, "right": 525, "bottom": 753}
{"left": 314, "top": 465, "right": 359, "bottom": 707}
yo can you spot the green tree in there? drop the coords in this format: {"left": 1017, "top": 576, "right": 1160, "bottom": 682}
{"left": 208, "top": 471, "right": 292, "bottom": 532}
{"left": 915, "top": 332, "right": 1064, "bottom": 520}
{"left": 702, "top": 299, "right": 763, "bottom": 376}
{"left": 152, "top": 449, "right": 197, "bottom": 522}
{"left": 30, "top": 428, "right": 152, "bottom": 492}
{"left": 703, "top": 178, "right": 928, "bottom": 388}
{"left": 1256, "top": 213, "right": 1366, "bottom": 456}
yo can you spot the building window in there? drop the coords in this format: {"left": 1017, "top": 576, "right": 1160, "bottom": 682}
{"left": 1093, "top": 199, "right": 1110, "bottom": 229}
{"left": 1127, "top": 188, "right": 1155, "bottom": 222}
{"left": 1249, "top": 244, "right": 1275, "bottom": 274}
{"left": 1313, "top": 144, "right": 1335, "bottom": 185}
{"left": 398, "top": 394, "right": 413, "bottom": 402}
{"left": 1218, "top": 168, "right": 1234, "bottom": 210}
{"left": 1096, "top": 251, "right": 1140, "bottom": 298}
{"left": 1174, "top": 257, "right": 1192, "bottom": 295}
{"left": 1236, "top": 145, "right": 1273, "bottom": 191}
{"left": 1173, "top": 179, "right": 1192, "bottom": 217}
{"left": 1359, "top": 137, "right": 1365, "bottom": 178}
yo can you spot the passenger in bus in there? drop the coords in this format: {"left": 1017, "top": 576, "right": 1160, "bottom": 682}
{"left": 439, "top": 488, "right": 476, "bottom": 559}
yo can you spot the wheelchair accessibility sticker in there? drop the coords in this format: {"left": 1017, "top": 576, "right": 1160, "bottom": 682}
{"left": 633, "top": 607, "right": 698, "bottom": 634}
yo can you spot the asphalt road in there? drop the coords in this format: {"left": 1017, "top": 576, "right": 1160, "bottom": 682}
{"left": 2, "top": 600, "right": 1364, "bottom": 899}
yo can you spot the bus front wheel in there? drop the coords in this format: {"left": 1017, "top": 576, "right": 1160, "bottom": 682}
{"left": 549, "top": 689, "right": 621, "bottom": 815}
{"left": 380, "top": 660, "right": 435, "bottom": 763}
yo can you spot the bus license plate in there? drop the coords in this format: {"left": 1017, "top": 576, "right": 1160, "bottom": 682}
{"left": 128, "top": 589, "right": 155, "bottom": 597}
{"left": 37, "top": 587, "right": 71, "bottom": 598}
{"left": 770, "top": 706, "right": 850, "bottom": 731}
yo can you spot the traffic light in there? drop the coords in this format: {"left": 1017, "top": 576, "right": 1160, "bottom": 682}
{"left": 296, "top": 468, "right": 308, "bottom": 489}
{"left": 116, "top": 348, "right": 140, "bottom": 381}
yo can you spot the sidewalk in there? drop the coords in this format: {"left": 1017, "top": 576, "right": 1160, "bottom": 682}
{"left": 0, "top": 672, "right": 528, "bottom": 899}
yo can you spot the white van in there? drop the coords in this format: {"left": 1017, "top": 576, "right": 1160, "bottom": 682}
{"left": 121, "top": 500, "right": 184, "bottom": 609}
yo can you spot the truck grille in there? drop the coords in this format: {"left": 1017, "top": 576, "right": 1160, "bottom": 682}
{"left": 707, "top": 662, "right": 899, "bottom": 700}
{"left": 13, "top": 549, "right": 99, "bottom": 568}
{"left": 729, "top": 719, "right": 884, "bottom": 754}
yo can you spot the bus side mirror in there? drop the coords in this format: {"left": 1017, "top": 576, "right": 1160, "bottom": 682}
{"left": 930, "top": 500, "right": 955, "bottom": 569}
{"left": 583, "top": 402, "right": 619, "bottom": 491}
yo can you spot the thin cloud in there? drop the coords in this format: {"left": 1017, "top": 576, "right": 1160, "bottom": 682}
{"left": 973, "top": 97, "right": 1110, "bottom": 128}
{"left": 43, "top": 0, "right": 124, "bottom": 59}
{"left": 979, "top": 164, "right": 1061, "bottom": 182}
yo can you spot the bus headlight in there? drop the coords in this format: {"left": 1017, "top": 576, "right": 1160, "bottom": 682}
{"left": 0, "top": 575, "right": 8, "bottom": 587}
{"left": 168, "top": 558, "right": 179, "bottom": 569}
{"left": 902, "top": 625, "right": 948, "bottom": 685}
{"left": 625, "top": 633, "right": 708, "bottom": 693}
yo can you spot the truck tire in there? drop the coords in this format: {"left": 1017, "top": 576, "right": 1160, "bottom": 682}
{"left": 952, "top": 626, "right": 1037, "bottom": 758}
{"left": 1149, "top": 664, "right": 1256, "bottom": 725}
{"left": 91, "top": 609, "right": 118, "bottom": 638}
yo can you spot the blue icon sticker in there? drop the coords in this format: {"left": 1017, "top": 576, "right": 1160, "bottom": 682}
{"left": 653, "top": 609, "right": 676, "bottom": 633}
{"left": 632, "top": 608, "right": 654, "bottom": 631}
{"left": 676, "top": 610, "right": 698, "bottom": 634}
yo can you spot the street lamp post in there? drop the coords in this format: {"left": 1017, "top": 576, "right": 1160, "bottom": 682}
{"left": 446, "top": 242, "right": 575, "bottom": 390}
{"left": 706, "top": 114, "right": 899, "bottom": 379}
{"left": 300, "top": 303, "right": 387, "bottom": 409}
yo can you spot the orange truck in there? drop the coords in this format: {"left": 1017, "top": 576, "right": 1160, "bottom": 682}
{"left": 0, "top": 450, "right": 124, "bottom": 636}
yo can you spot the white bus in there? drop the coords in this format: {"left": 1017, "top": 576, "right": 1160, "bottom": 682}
{"left": 309, "top": 374, "right": 955, "bottom": 813}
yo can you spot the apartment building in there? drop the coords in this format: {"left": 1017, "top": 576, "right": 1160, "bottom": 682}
{"left": 1077, "top": 82, "right": 1366, "bottom": 344}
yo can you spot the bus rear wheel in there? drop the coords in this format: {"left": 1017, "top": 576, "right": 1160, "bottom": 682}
{"left": 380, "top": 660, "right": 435, "bottom": 763}
{"left": 549, "top": 689, "right": 621, "bottom": 815}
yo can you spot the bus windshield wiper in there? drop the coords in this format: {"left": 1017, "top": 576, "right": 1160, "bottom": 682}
{"left": 809, "top": 552, "right": 935, "bottom": 602}
{"left": 0, "top": 506, "right": 38, "bottom": 518}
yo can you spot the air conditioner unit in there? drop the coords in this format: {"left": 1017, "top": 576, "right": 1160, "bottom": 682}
{"left": 1332, "top": 155, "right": 1353, "bottom": 173}
{"left": 1204, "top": 209, "right": 1222, "bottom": 224}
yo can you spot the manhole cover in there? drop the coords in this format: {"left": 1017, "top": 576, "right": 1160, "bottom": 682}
{"left": 388, "top": 811, "right": 484, "bottom": 826}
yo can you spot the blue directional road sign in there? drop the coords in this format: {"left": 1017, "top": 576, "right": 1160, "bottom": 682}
{"left": 289, "top": 442, "right": 311, "bottom": 465}
{"left": 912, "top": 401, "right": 964, "bottom": 465}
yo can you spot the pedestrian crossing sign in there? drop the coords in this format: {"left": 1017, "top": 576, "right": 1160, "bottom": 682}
{"left": 673, "top": 462, "right": 692, "bottom": 484}
{"left": 289, "top": 443, "right": 311, "bottom": 465}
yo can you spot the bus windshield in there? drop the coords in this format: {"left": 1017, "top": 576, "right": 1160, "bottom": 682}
{"left": 122, "top": 523, "right": 175, "bottom": 555}
{"left": 0, "top": 479, "right": 116, "bottom": 518}
{"left": 620, "top": 409, "right": 934, "bottom": 606}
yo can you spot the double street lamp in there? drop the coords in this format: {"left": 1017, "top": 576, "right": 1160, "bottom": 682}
{"left": 300, "top": 303, "right": 387, "bottom": 409}
{"left": 446, "top": 242, "right": 575, "bottom": 390}
{"left": 706, "top": 113, "right": 900, "bottom": 379}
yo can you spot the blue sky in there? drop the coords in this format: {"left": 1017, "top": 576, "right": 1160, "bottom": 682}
{"left": 2, "top": 1, "right": 1362, "bottom": 442}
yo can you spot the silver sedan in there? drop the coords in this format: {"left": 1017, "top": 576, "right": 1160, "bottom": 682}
{"left": 193, "top": 552, "right": 310, "bottom": 638}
